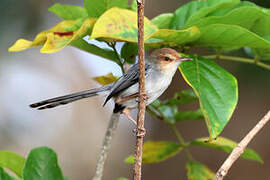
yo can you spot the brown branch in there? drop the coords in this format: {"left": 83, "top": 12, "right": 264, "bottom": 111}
{"left": 133, "top": 0, "right": 146, "bottom": 180}
{"left": 93, "top": 112, "right": 120, "bottom": 180}
{"left": 214, "top": 110, "right": 270, "bottom": 180}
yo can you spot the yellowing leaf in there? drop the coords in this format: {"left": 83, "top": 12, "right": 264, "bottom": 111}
{"left": 91, "top": 7, "right": 158, "bottom": 42}
{"left": 190, "top": 137, "right": 263, "bottom": 163}
{"left": 125, "top": 141, "right": 182, "bottom": 164}
{"left": 150, "top": 26, "right": 200, "bottom": 46}
{"left": 0, "top": 150, "right": 26, "bottom": 178}
{"left": 186, "top": 161, "right": 214, "bottom": 180}
{"left": 41, "top": 18, "right": 96, "bottom": 53}
{"left": 92, "top": 73, "right": 118, "bottom": 85}
{"left": 9, "top": 18, "right": 96, "bottom": 53}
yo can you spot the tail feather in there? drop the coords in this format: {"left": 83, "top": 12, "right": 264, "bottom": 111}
{"left": 30, "top": 84, "right": 112, "bottom": 110}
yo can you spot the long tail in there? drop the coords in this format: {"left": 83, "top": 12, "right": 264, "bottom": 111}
{"left": 30, "top": 84, "right": 112, "bottom": 110}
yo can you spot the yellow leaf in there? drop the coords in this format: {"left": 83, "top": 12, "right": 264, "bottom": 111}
{"left": 92, "top": 73, "right": 118, "bottom": 85}
{"left": 91, "top": 7, "right": 158, "bottom": 42}
{"left": 41, "top": 18, "right": 96, "bottom": 53}
{"left": 9, "top": 18, "right": 96, "bottom": 53}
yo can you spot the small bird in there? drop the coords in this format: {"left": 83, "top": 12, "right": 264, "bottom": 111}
{"left": 30, "top": 48, "right": 191, "bottom": 132}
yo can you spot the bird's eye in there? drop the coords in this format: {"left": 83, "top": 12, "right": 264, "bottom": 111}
{"left": 164, "top": 56, "right": 171, "bottom": 61}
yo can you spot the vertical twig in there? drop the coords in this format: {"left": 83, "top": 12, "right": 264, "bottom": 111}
{"left": 214, "top": 110, "right": 270, "bottom": 180}
{"left": 93, "top": 46, "right": 125, "bottom": 180}
{"left": 93, "top": 112, "right": 120, "bottom": 180}
{"left": 133, "top": 0, "right": 146, "bottom": 180}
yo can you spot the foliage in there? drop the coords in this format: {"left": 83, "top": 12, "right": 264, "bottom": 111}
{"left": 0, "top": 147, "right": 68, "bottom": 180}
{"left": 5, "top": 0, "right": 270, "bottom": 179}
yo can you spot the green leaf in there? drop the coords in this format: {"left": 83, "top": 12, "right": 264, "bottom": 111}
{"left": 190, "top": 137, "right": 263, "bottom": 163}
{"left": 150, "top": 26, "right": 200, "bottom": 46}
{"left": 196, "top": 24, "right": 270, "bottom": 49}
{"left": 151, "top": 13, "right": 174, "bottom": 29}
{"left": 117, "top": 178, "right": 128, "bottom": 180}
{"left": 170, "top": 0, "right": 239, "bottom": 30}
{"left": 71, "top": 39, "right": 118, "bottom": 62}
{"left": 85, "top": 0, "right": 128, "bottom": 18}
{"left": 91, "top": 7, "right": 158, "bottom": 43}
{"left": 174, "top": 109, "right": 203, "bottom": 122}
{"left": 0, "top": 167, "right": 17, "bottom": 180}
{"left": 252, "top": 34, "right": 270, "bottom": 60}
{"left": 130, "top": 0, "right": 137, "bottom": 11}
{"left": 207, "top": 1, "right": 257, "bottom": 17}
{"left": 185, "top": 6, "right": 270, "bottom": 31}
{"left": 120, "top": 43, "right": 138, "bottom": 64}
{"left": 23, "top": 147, "right": 64, "bottom": 180}
{"left": 92, "top": 73, "right": 118, "bottom": 85}
{"left": 0, "top": 150, "right": 25, "bottom": 178}
{"left": 164, "top": 89, "right": 198, "bottom": 106}
{"left": 179, "top": 56, "right": 238, "bottom": 139}
{"left": 48, "top": 3, "right": 88, "bottom": 20}
{"left": 186, "top": 161, "right": 214, "bottom": 180}
{"left": 125, "top": 141, "right": 182, "bottom": 164}
{"left": 158, "top": 105, "right": 178, "bottom": 125}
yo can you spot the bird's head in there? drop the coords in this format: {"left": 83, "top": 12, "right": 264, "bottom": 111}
{"left": 149, "top": 48, "right": 192, "bottom": 71}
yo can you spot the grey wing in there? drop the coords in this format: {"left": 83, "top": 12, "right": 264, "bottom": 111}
{"left": 103, "top": 63, "right": 151, "bottom": 106}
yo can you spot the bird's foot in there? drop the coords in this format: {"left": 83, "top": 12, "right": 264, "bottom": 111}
{"left": 135, "top": 93, "right": 149, "bottom": 103}
{"left": 133, "top": 127, "right": 146, "bottom": 137}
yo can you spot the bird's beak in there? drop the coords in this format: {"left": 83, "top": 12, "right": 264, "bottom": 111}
{"left": 179, "top": 57, "right": 192, "bottom": 61}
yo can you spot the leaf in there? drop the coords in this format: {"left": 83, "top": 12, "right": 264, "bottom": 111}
{"left": 0, "top": 167, "right": 17, "bottom": 180}
{"left": 125, "top": 141, "right": 182, "bottom": 164}
{"left": 185, "top": 6, "right": 270, "bottom": 31}
{"left": 164, "top": 89, "right": 198, "bottom": 106}
{"left": 41, "top": 18, "right": 96, "bottom": 53}
{"left": 9, "top": 18, "right": 96, "bottom": 53}
{"left": 252, "top": 34, "right": 270, "bottom": 60}
{"left": 130, "top": 0, "right": 137, "bottom": 11}
{"left": 120, "top": 43, "right": 138, "bottom": 64}
{"left": 91, "top": 7, "right": 158, "bottom": 43}
{"left": 190, "top": 137, "right": 263, "bottom": 163}
{"left": 71, "top": 39, "right": 118, "bottom": 62}
{"left": 0, "top": 150, "right": 25, "bottom": 178}
{"left": 157, "top": 105, "right": 178, "bottom": 125}
{"left": 48, "top": 3, "right": 88, "bottom": 20}
{"left": 92, "top": 73, "right": 118, "bottom": 85}
{"left": 174, "top": 109, "right": 203, "bottom": 122}
{"left": 150, "top": 26, "right": 200, "bottom": 46}
{"left": 117, "top": 178, "right": 128, "bottom": 180}
{"left": 85, "top": 0, "right": 128, "bottom": 18}
{"left": 186, "top": 161, "right": 214, "bottom": 180}
{"left": 196, "top": 24, "right": 270, "bottom": 49}
{"left": 23, "top": 147, "right": 64, "bottom": 180}
{"left": 151, "top": 13, "right": 174, "bottom": 29}
{"left": 170, "top": 0, "right": 239, "bottom": 30}
{"left": 179, "top": 56, "right": 238, "bottom": 139}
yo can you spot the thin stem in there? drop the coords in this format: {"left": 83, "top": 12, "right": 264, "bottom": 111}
{"left": 106, "top": 42, "right": 125, "bottom": 73}
{"left": 171, "top": 125, "right": 194, "bottom": 161}
{"left": 204, "top": 55, "right": 270, "bottom": 71}
{"left": 214, "top": 110, "right": 270, "bottom": 180}
{"left": 93, "top": 112, "right": 120, "bottom": 180}
{"left": 93, "top": 43, "right": 125, "bottom": 180}
{"left": 147, "top": 103, "right": 194, "bottom": 161}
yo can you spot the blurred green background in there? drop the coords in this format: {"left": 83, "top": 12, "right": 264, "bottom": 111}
{"left": 0, "top": 0, "right": 270, "bottom": 179}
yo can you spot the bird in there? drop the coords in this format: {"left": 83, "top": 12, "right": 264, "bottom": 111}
{"left": 30, "top": 48, "right": 191, "bottom": 134}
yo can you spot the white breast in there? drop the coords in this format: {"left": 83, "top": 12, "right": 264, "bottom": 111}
{"left": 117, "top": 66, "right": 176, "bottom": 109}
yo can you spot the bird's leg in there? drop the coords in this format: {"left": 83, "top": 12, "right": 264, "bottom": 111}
{"left": 135, "top": 93, "right": 149, "bottom": 103}
{"left": 122, "top": 108, "right": 146, "bottom": 137}
{"left": 122, "top": 108, "right": 137, "bottom": 125}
